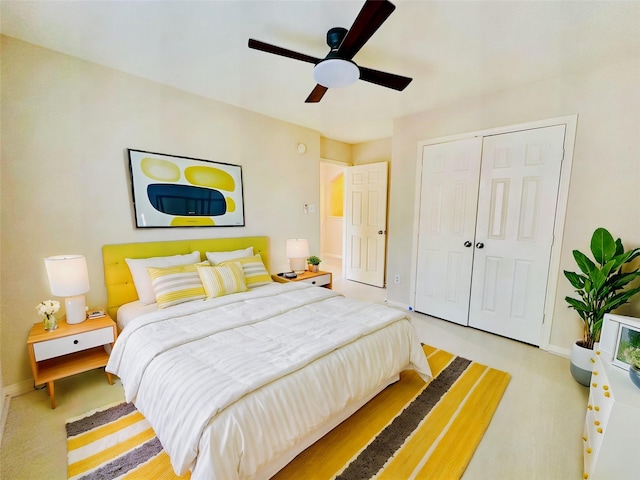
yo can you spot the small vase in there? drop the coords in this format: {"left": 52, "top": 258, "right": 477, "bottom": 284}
{"left": 309, "top": 265, "right": 319, "bottom": 273}
{"left": 630, "top": 365, "right": 640, "bottom": 390}
{"left": 44, "top": 314, "right": 58, "bottom": 331}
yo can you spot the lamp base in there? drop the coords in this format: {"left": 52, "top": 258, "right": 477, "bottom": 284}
{"left": 289, "top": 258, "right": 307, "bottom": 274}
{"left": 65, "top": 295, "right": 87, "bottom": 324}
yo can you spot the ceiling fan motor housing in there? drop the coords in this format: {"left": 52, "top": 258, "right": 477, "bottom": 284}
{"left": 326, "top": 27, "right": 348, "bottom": 50}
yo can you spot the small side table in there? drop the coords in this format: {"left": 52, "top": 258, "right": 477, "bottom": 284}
{"left": 272, "top": 270, "right": 332, "bottom": 289}
{"left": 26, "top": 314, "right": 117, "bottom": 409}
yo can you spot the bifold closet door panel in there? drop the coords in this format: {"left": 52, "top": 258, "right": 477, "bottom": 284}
{"left": 414, "top": 137, "right": 483, "bottom": 325}
{"left": 468, "top": 125, "right": 566, "bottom": 345}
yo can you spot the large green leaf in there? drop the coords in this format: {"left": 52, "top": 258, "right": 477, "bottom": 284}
{"left": 602, "top": 287, "right": 640, "bottom": 312}
{"left": 573, "top": 250, "right": 596, "bottom": 275}
{"left": 590, "top": 228, "right": 616, "bottom": 265}
{"left": 609, "top": 271, "right": 640, "bottom": 288}
{"left": 590, "top": 267, "right": 607, "bottom": 292}
{"left": 563, "top": 270, "right": 585, "bottom": 289}
{"left": 565, "top": 296, "right": 588, "bottom": 313}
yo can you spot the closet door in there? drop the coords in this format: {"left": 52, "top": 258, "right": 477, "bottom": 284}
{"left": 468, "top": 125, "right": 566, "bottom": 345}
{"left": 414, "top": 137, "right": 483, "bottom": 325}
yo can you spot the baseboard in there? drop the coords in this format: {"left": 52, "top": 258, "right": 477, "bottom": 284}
{"left": 384, "top": 299, "right": 412, "bottom": 311}
{"left": 544, "top": 344, "right": 571, "bottom": 358}
{"left": 0, "top": 394, "right": 10, "bottom": 447}
{"left": 3, "top": 378, "right": 34, "bottom": 399}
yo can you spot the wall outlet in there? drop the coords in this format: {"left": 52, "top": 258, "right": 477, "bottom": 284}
{"left": 394, "top": 274, "right": 400, "bottom": 284}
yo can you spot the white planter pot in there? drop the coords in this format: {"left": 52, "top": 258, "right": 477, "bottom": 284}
{"left": 570, "top": 341, "right": 598, "bottom": 387}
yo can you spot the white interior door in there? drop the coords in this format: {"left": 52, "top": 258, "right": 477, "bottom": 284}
{"left": 468, "top": 125, "right": 566, "bottom": 345}
{"left": 414, "top": 137, "right": 483, "bottom": 325}
{"left": 344, "top": 162, "right": 388, "bottom": 287}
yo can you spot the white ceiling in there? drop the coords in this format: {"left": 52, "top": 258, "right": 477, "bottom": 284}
{"left": 2, "top": 0, "right": 639, "bottom": 144}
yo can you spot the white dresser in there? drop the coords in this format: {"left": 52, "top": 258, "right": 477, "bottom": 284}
{"left": 583, "top": 351, "right": 640, "bottom": 479}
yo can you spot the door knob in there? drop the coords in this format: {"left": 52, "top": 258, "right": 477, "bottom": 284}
{"left": 476, "top": 242, "right": 485, "bottom": 249}
{"left": 378, "top": 230, "right": 386, "bottom": 235}
{"left": 464, "top": 241, "right": 472, "bottom": 248}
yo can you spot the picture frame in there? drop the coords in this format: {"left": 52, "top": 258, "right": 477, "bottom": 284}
{"left": 600, "top": 313, "right": 640, "bottom": 371}
{"left": 127, "top": 149, "right": 245, "bottom": 228}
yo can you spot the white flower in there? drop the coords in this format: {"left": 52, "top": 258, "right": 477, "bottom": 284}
{"left": 36, "top": 299, "right": 60, "bottom": 317}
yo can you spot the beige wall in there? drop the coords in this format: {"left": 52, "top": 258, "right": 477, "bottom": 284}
{"left": 352, "top": 138, "right": 391, "bottom": 166}
{"left": 387, "top": 58, "right": 640, "bottom": 354}
{"left": 0, "top": 36, "right": 324, "bottom": 388}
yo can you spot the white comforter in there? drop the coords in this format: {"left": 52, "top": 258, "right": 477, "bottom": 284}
{"left": 107, "top": 282, "right": 432, "bottom": 480}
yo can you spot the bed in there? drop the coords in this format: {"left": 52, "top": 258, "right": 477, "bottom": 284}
{"left": 103, "top": 236, "right": 432, "bottom": 480}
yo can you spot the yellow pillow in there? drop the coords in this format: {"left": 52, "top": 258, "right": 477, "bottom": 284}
{"left": 147, "top": 262, "right": 206, "bottom": 309}
{"left": 220, "top": 254, "right": 272, "bottom": 289}
{"left": 196, "top": 262, "right": 248, "bottom": 299}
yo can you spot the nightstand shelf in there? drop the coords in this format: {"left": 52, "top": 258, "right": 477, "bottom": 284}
{"left": 27, "top": 314, "right": 117, "bottom": 408}
{"left": 272, "top": 270, "right": 332, "bottom": 289}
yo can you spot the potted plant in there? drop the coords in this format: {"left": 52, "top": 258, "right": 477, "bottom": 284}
{"left": 564, "top": 227, "right": 640, "bottom": 385}
{"left": 307, "top": 255, "right": 322, "bottom": 273}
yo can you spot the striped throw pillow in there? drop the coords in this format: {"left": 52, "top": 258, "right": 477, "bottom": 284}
{"left": 196, "top": 262, "right": 248, "bottom": 299}
{"left": 220, "top": 254, "right": 272, "bottom": 289}
{"left": 146, "top": 262, "right": 206, "bottom": 309}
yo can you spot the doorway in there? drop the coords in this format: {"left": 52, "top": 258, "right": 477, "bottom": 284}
{"left": 320, "top": 161, "right": 346, "bottom": 275}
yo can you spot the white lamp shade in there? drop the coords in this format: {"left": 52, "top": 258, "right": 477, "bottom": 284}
{"left": 313, "top": 59, "right": 360, "bottom": 88}
{"left": 286, "top": 239, "right": 309, "bottom": 273}
{"left": 286, "top": 239, "right": 309, "bottom": 259}
{"left": 44, "top": 255, "right": 90, "bottom": 296}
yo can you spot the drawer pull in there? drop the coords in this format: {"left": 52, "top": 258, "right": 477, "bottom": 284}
{"left": 312, "top": 281, "right": 316, "bottom": 284}
{"left": 594, "top": 406, "right": 600, "bottom": 411}
{"left": 594, "top": 421, "right": 600, "bottom": 426}
{"left": 604, "top": 392, "right": 610, "bottom": 398}
{"left": 603, "top": 385, "right": 609, "bottom": 391}
{"left": 597, "top": 427, "right": 603, "bottom": 434}
{"left": 74, "top": 340, "right": 79, "bottom": 345}
{"left": 592, "top": 383, "right": 597, "bottom": 388}
{"left": 593, "top": 371, "right": 598, "bottom": 375}
{"left": 586, "top": 448, "right": 592, "bottom": 454}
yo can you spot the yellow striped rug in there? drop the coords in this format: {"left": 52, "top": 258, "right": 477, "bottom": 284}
{"left": 66, "top": 345, "right": 510, "bottom": 480}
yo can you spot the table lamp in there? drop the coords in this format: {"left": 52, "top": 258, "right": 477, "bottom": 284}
{"left": 44, "top": 255, "right": 90, "bottom": 324}
{"left": 286, "top": 239, "right": 309, "bottom": 274}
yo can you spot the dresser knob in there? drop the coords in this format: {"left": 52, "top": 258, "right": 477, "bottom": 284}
{"left": 74, "top": 340, "right": 79, "bottom": 345}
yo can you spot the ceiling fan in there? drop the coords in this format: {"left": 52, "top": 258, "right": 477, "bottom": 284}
{"left": 248, "top": 0, "right": 412, "bottom": 103}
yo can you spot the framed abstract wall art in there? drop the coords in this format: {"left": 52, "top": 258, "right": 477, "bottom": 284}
{"left": 128, "top": 149, "right": 245, "bottom": 228}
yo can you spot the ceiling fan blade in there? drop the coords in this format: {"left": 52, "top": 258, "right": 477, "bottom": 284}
{"left": 305, "top": 84, "right": 329, "bottom": 103}
{"left": 358, "top": 66, "right": 412, "bottom": 91}
{"left": 337, "top": 0, "right": 396, "bottom": 60}
{"left": 248, "top": 39, "right": 321, "bottom": 65}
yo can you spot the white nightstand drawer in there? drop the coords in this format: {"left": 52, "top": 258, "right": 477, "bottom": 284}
{"left": 33, "top": 326, "right": 114, "bottom": 361}
{"left": 300, "top": 274, "right": 331, "bottom": 287}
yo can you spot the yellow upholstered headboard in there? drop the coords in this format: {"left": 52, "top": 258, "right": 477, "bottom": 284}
{"left": 102, "top": 236, "right": 270, "bottom": 319}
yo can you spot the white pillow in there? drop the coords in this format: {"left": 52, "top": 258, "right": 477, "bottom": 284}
{"left": 206, "top": 246, "right": 254, "bottom": 265}
{"left": 125, "top": 251, "right": 201, "bottom": 304}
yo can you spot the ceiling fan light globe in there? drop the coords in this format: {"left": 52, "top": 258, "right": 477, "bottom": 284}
{"left": 313, "top": 59, "right": 360, "bottom": 88}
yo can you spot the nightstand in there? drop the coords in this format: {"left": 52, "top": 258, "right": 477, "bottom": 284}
{"left": 272, "top": 270, "right": 333, "bottom": 289}
{"left": 26, "top": 314, "right": 117, "bottom": 409}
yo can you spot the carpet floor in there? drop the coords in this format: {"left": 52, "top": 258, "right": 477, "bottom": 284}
{"left": 66, "top": 344, "right": 510, "bottom": 480}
